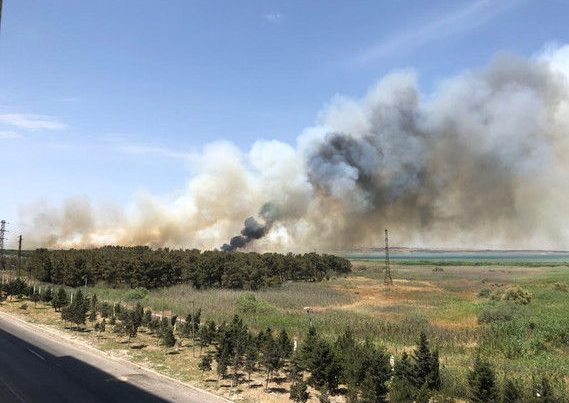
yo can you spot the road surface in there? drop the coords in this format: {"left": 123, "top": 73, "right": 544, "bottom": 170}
{"left": 0, "top": 311, "right": 227, "bottom": 403}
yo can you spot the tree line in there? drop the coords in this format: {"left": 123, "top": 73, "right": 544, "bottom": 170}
{"left": 25, "top": 246, "right": 352, "bottom": 290}
{"left": 1, "top": 278, "right": 565, "bottom": 402}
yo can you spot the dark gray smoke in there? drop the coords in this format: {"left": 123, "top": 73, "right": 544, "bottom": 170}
{"left": 221, "top": 202, "right": 280, "bottom": 251}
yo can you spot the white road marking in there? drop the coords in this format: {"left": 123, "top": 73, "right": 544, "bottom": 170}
{"left": 0, "top": 376, "right": 27, "bottom": 403}
{"left": 26, "top": 348, "right": 45, "bottom": 361}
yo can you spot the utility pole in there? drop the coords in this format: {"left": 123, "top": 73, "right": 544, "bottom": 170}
{"left": 0, "top": 220, "right": 7, "bottom": 270}
{"left": 191, "top": 300, "right": 196, "bottom": 357}
{"left": 384, "top": 228, "right": 393, "bottom": 286}
{"left": 17, "top": 235, "right": 22, "bottom": 277}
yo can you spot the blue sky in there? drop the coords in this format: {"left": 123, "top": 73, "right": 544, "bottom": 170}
{"left": 1, "top": 0, "right": 569, "bottom": 240}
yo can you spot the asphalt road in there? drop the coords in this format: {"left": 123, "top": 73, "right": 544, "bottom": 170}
{"left": 0, "top": 311, "right": 227, "bottom": 403}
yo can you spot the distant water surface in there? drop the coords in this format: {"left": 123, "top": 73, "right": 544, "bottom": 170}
{"left": 347, "top": 251, "right": 569, "bottom": 264}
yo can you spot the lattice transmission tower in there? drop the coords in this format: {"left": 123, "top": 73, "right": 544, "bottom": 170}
{"left": 384, "top": 228, "right": 393, "bottom": 285}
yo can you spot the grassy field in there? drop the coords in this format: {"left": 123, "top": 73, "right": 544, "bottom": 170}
{"left": 2, "top": 261, "right": 569, "bottom": 401}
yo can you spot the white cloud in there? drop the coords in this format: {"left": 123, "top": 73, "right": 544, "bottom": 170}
{"left": 354, "top": 0, "right": 526, "bottom": 66}
{"left": 263, "top": 12, "right": 283, "bottom": 24}
{"left": 0, "top": 113, "right": 67, "bottom": 130}
{"left": 0, "top": 130, "right": 23, "bottom": 140}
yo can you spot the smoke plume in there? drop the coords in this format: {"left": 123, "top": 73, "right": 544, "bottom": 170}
{"left": 19, "top": 45, "right": 569, "bottom": 251}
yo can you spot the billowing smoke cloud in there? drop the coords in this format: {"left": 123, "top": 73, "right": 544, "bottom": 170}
{"left": 221, "top": 203, "right": 279, "bottom": 251}
{"left": 18, "top": 45, "right": 569, "bottom": 251}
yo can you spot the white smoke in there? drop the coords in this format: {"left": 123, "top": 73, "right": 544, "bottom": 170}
{"left": 19, "top": 45, "right": 569, "bottom": 251}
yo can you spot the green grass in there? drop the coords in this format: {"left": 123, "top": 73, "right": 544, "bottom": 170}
{"left": 15, "top": 259, "right": 569, "bottom": 397}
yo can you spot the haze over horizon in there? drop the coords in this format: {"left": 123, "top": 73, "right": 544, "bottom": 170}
{"left": 3, "top": 1, "right": 569, "bottom": 252}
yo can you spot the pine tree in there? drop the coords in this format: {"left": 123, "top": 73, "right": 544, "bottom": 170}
{"left": 428, "top": 350, "right": 441, "bottom": 390}
{"left": 124, "top": 310, "right": 139, "bottom": 343}
{"left": 142, "top": 309, "right": 152, "bottom": 327}
{"left": 391, "top": 352, "right": 416, "bottom": 402}
{"left": 300, "top": 326, "right": 319, "bottom": 369}
{"left": 245, "top": 343, "right": 258, "bottom": 380}
{"left": 308, "top": 339, "right": 341, "bottom": 394}
{"left": 40, "top": 286, "right": 53, "bottom": 303}
{"left": 413, "top": 332, "right": 432, "bottom": 388}
{"left": 52, "top": 287, "right": 68, "bottom": 312}
{"left": 62, "top": 289, "right": 88, "bottom": 329}
{"left": 502, "top": 378, "right": 521, "bottom": 403}
{"left": 277, "top": 328, "right": 293, "bottom": 359}
{"left": 290, "top": 380, "right": 310, "bottom": 403}
{"left": 261, "top": 331, "right": 282, "bottom": 390}
{"left": 133, "top": 303, "right": 144, "bottom": 328}
{"left": 193, "top": 308, "right": 201, "bottom": 334}
{"left": 468, "top": 356, "right": 498, "bottom": 403}
{"left": 358, "top": 345, "right": 391, "bottom": 403}
{"left": 162, "top": 326, "right": 176, "bottom": 347}
{"left": 198, "top": 354, "right": 213, "bottom": 374}
{"left": 88, "top": 294, "right": 98, "bottom": 324}
{"left": 99, "top": 302, "right": 112, "bottom": 318}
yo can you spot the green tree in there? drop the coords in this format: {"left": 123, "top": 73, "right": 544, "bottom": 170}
{"left": 40, "top": 287, "right": 53, "bottom": 303}
{"left": 308, "top": 339, "right": 341, "bottom": 394}
{"left": 244, "top": 343, "right": 258, "bottom": 381}
{"left": 261, "top": 331, "right": 282, "bottom": 390}
{"left": 277, "top": 328, "right": 293, "bottom": 359}
{"left": 124, "top": 310, "right": 139, "bottom": 343}
{"left": 412, "top": 333, "right": 440, "bottom": 391}
{"left": 142, "top": 309, "right": 152, "bottom": 327}
{"left": 198, "top": 354, "right": 213, "bottom": 374}
{"left": 468, "top": 356, "right": 498, "bottom": 403}
{"left": 290, "top": 380, "right": 310, "bottom": 403}
{"left": 390, "top": 352, "right": 417, "bottom": 402}
{"left": 62, "top": 289, "right": 89, "bottom": 329}
{"left": 161, "top": 326, "right": 176, "bottom": 347}
{"left": 88, "top": 294, "right": 98, "bottom": 324}
{"left": 358, "top": 345, "right": 391, "bottom": 403}
{"left": 52, "top": 287, "right": 68, "bottom": 312}
{"left": 300, "top": 326, "right": 319, "bottom": 369}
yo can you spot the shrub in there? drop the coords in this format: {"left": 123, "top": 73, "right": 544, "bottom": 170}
{"left": 477, "top": 303, "right": 517, "bottom": 324}
{"left": 553, "top": 282, "right": 568, "bottom": 292}
{"left": 478, "top": 288, "right": 491, "bottom": 298}
{"left": 236, "top": 293, "right": 273, "bottom": 315}
{"left": 124, "top": 287, "right": 149, "bottom": 302}
{"left": 501, "top": 287, "right": 532, "bottom": 305}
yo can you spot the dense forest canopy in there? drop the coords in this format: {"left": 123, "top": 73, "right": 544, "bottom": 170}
{"left": 25, "top": 247, "right": 352, "bottom": 290}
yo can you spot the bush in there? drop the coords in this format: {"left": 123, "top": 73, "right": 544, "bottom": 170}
{"left": 236, "top": 293, "right": 273, "bottom": 315}
{"left": 501, "top": 287, "right": 532, "bottom": 305}
{"left": 478, "top": 288, "right": 491, "bottom": 298}
{"left": 124, "top": 287, "right": 149, "bottom": 302}
{"left": 553, "top": 282, "right": 568, "bottom": 292}
{"left": 477, "top": 303, "right": 518, "bottom": 324}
